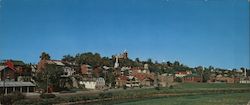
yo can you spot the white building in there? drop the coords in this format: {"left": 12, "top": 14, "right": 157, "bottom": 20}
{"left": 79, "top": 77, "right": 105, "bottom": 89}
{"left": 61, "top": 66, "right": 75, "bottom": 77}
{"left": 175, "top": 71, "right": 192, "bottom": 78}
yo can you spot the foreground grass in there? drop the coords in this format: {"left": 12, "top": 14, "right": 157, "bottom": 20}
{"left": 116, "top": 92, "right": 250, "bottom": 105}
{"left": 14, "top": 83, "right": 250, "bottom": 105}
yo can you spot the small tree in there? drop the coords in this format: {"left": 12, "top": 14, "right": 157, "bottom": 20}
{"left": 40, "top": 52, "right": 51, "bottom": 60}
{"left": 175, "top": 77, "right": 182, "bottom": 82}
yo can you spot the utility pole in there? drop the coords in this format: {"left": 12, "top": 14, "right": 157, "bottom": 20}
{"left": 2, "top": 67, "right": 5, "bottom": 104}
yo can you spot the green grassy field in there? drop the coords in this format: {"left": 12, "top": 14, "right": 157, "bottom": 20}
{"left": 14, "top": 83, "right": 250, "bottom": 105}
{"left": 115, "top": 92, "right": 250, "bottom": 105}
{"left": 110, "top": 83, "right": 250, "bottom": 97}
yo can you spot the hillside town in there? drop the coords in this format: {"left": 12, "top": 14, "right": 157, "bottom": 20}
{"left": 0, "top": 51, "right": 250, "bottom": 96}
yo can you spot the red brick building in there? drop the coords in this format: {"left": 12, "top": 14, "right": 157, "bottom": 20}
{"left": 182, "top": 74, "right": 202, "bottom": 83}
{"left": 0, "top": 66, "right": 16, "bottom": 81}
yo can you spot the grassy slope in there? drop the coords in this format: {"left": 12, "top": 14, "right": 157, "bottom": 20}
{"left": 111, "top": 83, "right": 250, "bottom": 96}
{"left": 14, "top": 83, "right": 250, "bottom": 105}
{"left": 116, "top": 92, "right": 250, "bottom": 105}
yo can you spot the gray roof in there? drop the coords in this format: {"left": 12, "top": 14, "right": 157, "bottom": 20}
{"left": 0, "top": 82, "right": 36, "bottom": 87}
{"left": 0, "top": 66, "right": 7, "bottom": 71}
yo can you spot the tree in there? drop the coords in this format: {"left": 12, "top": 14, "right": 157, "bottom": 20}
{"left": 40, "top": 52, "right": 51, "bottom": 60}
{"left": 45, "top": 64, "right": 63, "bottom": 91}
{"left": 36, "top": 64, "right": 63, "bottom": 92}
{"left": 101, "top": 57, "right": 113, "bottom": 67}
{"left": 202, "top": 68, "right": 211, "bottom": 82}
{"left": 123, "top": 69, "right": 129, "bottom": 76}
{"left": 75, "top": 52, "right": 102, "bottom": 67}
{"left": 173, "top": 61, "right": 180, "bottom": 66}
{"left": 105, "top": 68, "right": 115, "bottom": 87}
{"left": 62, "top": 55, "right": 75, "bottom": 63}
{"left": 196, "top": 66, "right": 204, "bottom": 82}
{"left": 166, "top": 61, "right": 172, "bottom": 67}
{"left": 147, "top": 58, "right": 153, "bottom": 64}
{"left": 135, "top": 58, "right": 140, "bottom": 63}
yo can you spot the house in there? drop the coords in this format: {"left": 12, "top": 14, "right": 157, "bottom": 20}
{"left": 0, "top": 66, "right": 16, "bottom": 81}
{"left": 182, "top": 74, "right": 202, "bottom": 83}
{"left": 132, "top": 73, "right": 155, "bottom": 87}
{"left": 61, "top": 66, "right": 75, "bottom": 77}
{"left": 175, "top": 71, "right": 192, "bottom": 78}
{"left": 3, "top": 60, "right": 25, "bottom": 75}
{"left": 95, "top": 77, "right": 105, "bottom": 89}
{"left": 1, "top": 60, "right": 31, "bottom": 77}
{"left": 131, "top": 67, "right": 150, "bottom": 75}
{"left": 37, "top": 60, "right": 76, "bottom": 77}
{"left": 116, "top": 75, "right": 128, "bottom": 87}
{"left": 239, "top": 77, "right": 250, "bottom": 84}
{"left": 210, "top": 76, "right": 240, "bottom": 83}
{"left": 158, "top": 74, "right": 174, "bottom": 87}
{"left": 79, "top": 77, "right": 105, "bottom": 89}
{"left": 81, "top": 64, "right": 93, "bottom": 77}
{"left": 120, "top": 67, "right": 131, "bottom": 76}
{"left": 125, "top": 76, "right": 140, "bottom": 87}
{"left": 0, "top": 81, "right": 36, "bottom": 94}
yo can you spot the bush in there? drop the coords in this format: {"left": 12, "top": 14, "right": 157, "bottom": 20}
{"left": 99, "top": 92, "right": 113, "bottom": 99}
{"left": 13, "top": 99, "right": 40, "bottom": 105}
{"left": 139, "top": 85, "right": 143, "bottom": 88}
{"left": 0, "top": 92, "right": 26, "bottom": 105}
{"left": 175, "top": 77, "right": 182, "bottom": 82}
{"left": 169, "top": 85, "right": 174, "bottom": 89}
{"left": 40, "top": 93, "right": 56, "bottom": 99}
{"left": 123, "top": 85, "right": 127, "bottom": 90}
{"left": 155, "top": 87, "right": 160, "bottom": 90}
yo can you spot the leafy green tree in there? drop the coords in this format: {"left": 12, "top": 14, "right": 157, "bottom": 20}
{"left": 147, "top": 58, "right": 153, "bottom": 64}
{"left": 40, "top": 52, "right": 51, "bottom": 60}
{"left": 166, "top": 61, "right": 172, "bottom": 67}
{"left": 196, "top": 66, "right": 204, "bottom": 82}
{"left": 135, "top": 58, "right": 140, "bottom": 63}
{"left": 173, "top": 61, "right": 180, "bottom": 66}
{"left": 62, "top": 55, "right": 75, "bottom": 63}
{"left": 45, "top": 64, "right": 63, "bottom": 91}
{"left": 105, "top": 68, "right": 116, "bottom": 87}
{"left": 101, "top": 57, "right": 113, "bottom": 67}
{"left": 202, "top": 68, "right": 211, "bottom": 82}
{"left": 36, "top": 64, "right": 63, "bottom": 92}
{"left": 75, "top": 52, "right": 102, "bottom": 67}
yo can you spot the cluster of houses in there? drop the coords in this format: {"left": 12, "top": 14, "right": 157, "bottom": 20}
{"left": 175, "top": 69, "right": 250, "bottom": 84}
{"left": 0, "top": 60, "right": 36, "bottom": 94}
{"left": 0, "top": 52, "right": 249, "bottom": 95}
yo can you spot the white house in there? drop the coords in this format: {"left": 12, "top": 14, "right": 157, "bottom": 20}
{"left": 79, "top": 77, "right": 105, "bottom": 89}
{"left": 61, "top": 66, "right": 75, "bottom": 77}
{"left": 175, "top": 71, "right": 192, "bottom": 78}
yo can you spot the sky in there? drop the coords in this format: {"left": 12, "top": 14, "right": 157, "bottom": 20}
{"left": 0, "top": 0, "right": 249, "bottom": 69}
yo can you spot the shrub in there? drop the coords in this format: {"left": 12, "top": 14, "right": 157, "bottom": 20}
{"left": 175, "top": 77, "right": 182, "bottom": 82}
{"left": 155, "top": 87, "right": 160, "bottom": 90}
{"left": 40, "top": 93, "right": 56, "bottom": 99}
{"left": 99, "top": 92, "right": 113, "bottom": 99}
{"left": 123, "top": 85, "right": 127, "bottom": 90}
{"left": 139, "top": 85, "right": 143, "bottom": 88}
{"left": 169, "top": 85, "right": 174, "bottom": 89}
{"left": 0, "top": 92, "right": 26, "bottom": 105}
{"left": 13, "top": 99, "right": 40, "bottom": 105}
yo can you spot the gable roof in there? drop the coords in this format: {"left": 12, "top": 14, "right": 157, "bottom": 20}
{"left": 118, "top": 76, "right": 128, "bottom": 81}
{"left": 11, "top": 60, "right": 25, "bottom": 66}
{"left": 0, "top": 66, "right": 15, "bottom": 72}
